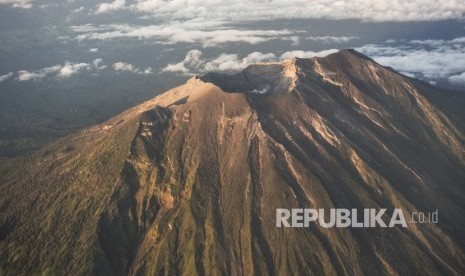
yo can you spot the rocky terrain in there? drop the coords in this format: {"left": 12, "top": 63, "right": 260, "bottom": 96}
{"left": 1, "top": 49, "right": 465, "bottom": 275}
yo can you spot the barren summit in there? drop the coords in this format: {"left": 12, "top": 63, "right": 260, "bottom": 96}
{"left": 1, "top": 49, "right": 465, "bottom": 275}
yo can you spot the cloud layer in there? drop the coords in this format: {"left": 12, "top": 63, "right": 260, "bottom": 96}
{"left": 0, "top": 0, "right": 34, "bottom": 9}
{"left": 71, "top": 22, "right": 293, "bottom": 47}
{"left": 17, "top": 62, "right": 92, "bottom": 81}
{"left": 161, "top": 39, "right": 465, "bottom": 88}
{"left": 129, "top": 0, "right": 464, "bottom": 22}
{"left": 0, "top": 59, "right": 157, "bottom": 85}
{"left": 162, "top": 49, "right": 338, "bottom": 74}
{"left": 357, "top": 37, "right": 465, "bottom": 86}
{"left": 0, "top": 72, "right": 14, "bottom": 83}
{"left": 306, "top": 36, "right": 359, "bottom": 44}
{"left": 94, "top": 0, "right": 125, "bottom": 15}
{"left": 449, "top": 72, "right": 465, "bottom": 85}
{"left": 113, "top": 62, "right": 153, "bottom": 75}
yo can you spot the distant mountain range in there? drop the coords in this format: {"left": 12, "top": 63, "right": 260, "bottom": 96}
{"left": 1, "top": 49, "right": 465, "bottom": 275}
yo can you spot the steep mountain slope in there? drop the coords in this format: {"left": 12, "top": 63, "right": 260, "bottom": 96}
{"left": 1, "top": 49, "right": 465, "bottom": 275}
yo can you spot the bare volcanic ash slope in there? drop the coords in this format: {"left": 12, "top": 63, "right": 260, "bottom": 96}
{"left": 1, "top": 49, "right": 465, "bottom": 275}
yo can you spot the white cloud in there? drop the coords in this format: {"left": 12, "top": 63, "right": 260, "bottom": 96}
{"left": 356, "top": 37, "right": 465, "bottom": 86}
{"left": 162, "top": 50, "right": 277, "bottom": 74}
{"left": 94, "top": 0, "right": 126, "bottom": 15}
{"left": 250, "top": 85, "right": 272, "bottom": 95}
{"left": 306, "top": 36, "right": 359, "bottom": 43}
{"left": 0, "top": 0, "right": 34, "bottom": 9}
{"left": 162, "top": 50, "right": 203, "bottom": 74}
{"left": 71, "top": 22, "right": 293, "bottom": 47}
{"left": 448, "top": 72, "right": 465, "bottom": 86}
{"left": 113, "top": 62, "right": 134, "bottom": 71}
{"left": 451, "top": 37, "right": 465, "bottom": 43}
{"left": 17, "top": 65, "right": 62, "bottom": 81}
{"left": 203, "top": 52, "right": 276, "bottom": 72}
{"left": 162, "top": 45, "right": 465, "bottom": 88}
{"left": 130, "top": 0, "right": 465, "bottom": 22}
{"left": 279, "top": 49, "right": 339, "bottom": 60}
{"left": 93, "top": 58, "right": 107, "bottom": 70}
{"left": 11, "top": 59, "right": 154, "bottom": 81}
{"left": 72, "top": 6, "right": 84, "bottom": 13}
{"left": 0, "top": 72, "right": 14, "bottom": 83}
{"left": 178, "top": 29, "right": 291, "bottom": 47}
{"left": 112, "top": 62, "right": 153, "bottom": 75}
{"left": 57, "top": 62, "right": 90, "bottom": 78}
{"left": 16, "top": 62, "right": 94, "bottom": 81}
{"left": 162, "top": 49, "right": 337, "bottom": 75}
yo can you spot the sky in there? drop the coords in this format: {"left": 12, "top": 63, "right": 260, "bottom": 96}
{"left": 0, "top": 0, "right": 464, "bottom": 118}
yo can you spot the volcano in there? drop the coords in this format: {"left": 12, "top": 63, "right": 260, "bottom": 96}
{"left": 1, "top": 49, "right": 465, "bottom": 275}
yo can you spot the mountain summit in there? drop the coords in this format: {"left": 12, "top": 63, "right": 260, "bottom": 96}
{"left": 1, "top": 49, "right": 465, "bottom": 275}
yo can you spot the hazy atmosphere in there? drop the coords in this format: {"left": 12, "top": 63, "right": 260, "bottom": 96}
{"left": 0, "top": 0, "right": 465, "bottom": 156}
{"left": 2, "top": 1, "right": 465, "bottom": 275}
{"left": 0, "top": 1, "right": 464, "bottom": 153}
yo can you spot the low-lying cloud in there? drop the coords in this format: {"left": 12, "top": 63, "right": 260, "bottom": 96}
{"left": 306, "top": 36, "right": 359, "bottom": 44}
{"left": 0, "top": 0, "right": 34, "bottom": 9}
{"left": 162, "top": 49, "right": 338, "bottom": 75}
{"left": 279, "top": 49, "right": 340, "bottom": 60}
{"left": 357, "top": 37, "right": 465, "bottom": 86}
{"left": 0, "top": 72, "right": 14, "bottom": 83}
{"left": 11, "top": 59, "right": 104, "bottom": 82}
{"left": 71, "top": 22, "right": 294, "bottom": 47}
{"left": 93, "top": 58, "right": 107, "bottom": 70}
{"left": 113, "top": 62, "right": 153, "bottom": 75}
{"left": 129, "top": 0, "right": 465, "bottom": 22}
{"left": 0, "top": 59, "right": 157, "bottom": 84}
{"left": 448, "top": 72, "right": 465, "bottom": 86}
{"left": 94, "top": 0, "right": 125, "bottom": 15}
{"left": 17, "top": 62, "right": 91, "bottom": 81}
{"left": 163, "top": 40, "right": 465, "bottom": 88}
